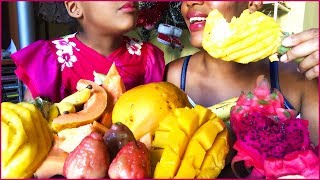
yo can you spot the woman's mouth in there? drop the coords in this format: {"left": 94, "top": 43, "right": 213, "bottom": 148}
{"left": 119, "top": 2, "right": 137, "bottom": 13}
{"left": 189, "top": 16, "right": 207, "bottom": 32}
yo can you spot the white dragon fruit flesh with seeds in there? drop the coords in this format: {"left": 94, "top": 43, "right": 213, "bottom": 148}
{"left": 230, "top": 75, "right": 319, "bottom": 179}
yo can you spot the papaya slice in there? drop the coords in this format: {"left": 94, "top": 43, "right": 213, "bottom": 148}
{"left": 100, "top": 63, "right": 126, "bottom": 128}
{"left": 51, "top": 80, "right": 108, "bottom": 132}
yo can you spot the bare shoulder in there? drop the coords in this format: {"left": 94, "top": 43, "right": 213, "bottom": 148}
{"left": 278, "top": 62, "right": 318, "bottom": 109}
{"left": 164, "top": 56, "right": 188, "bottom": 87}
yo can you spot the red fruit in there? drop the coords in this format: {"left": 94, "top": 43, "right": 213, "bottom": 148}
{"left": 230, "top": 75, "right": 318, "bottom": 178}
{"left": 63, "top": 132, "right": 110, "bottom": 179}
{"left": 108, "top": 141, "right": 151, "bottom": 179}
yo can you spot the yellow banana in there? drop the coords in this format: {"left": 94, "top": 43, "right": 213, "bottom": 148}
{"left": 47, "top": 104, "right": 59, "bottom": 125}
{"left": 54, "top": 102, "right": 76, "bottom": 114}
{"left": 1, "top": 106, "right": 27, "bottom": 166}
{"left": 60, "top": 85, "right": 92, "bottom": 106}
{"left": 208, "top": 97, "right": 238, "bottom": 121}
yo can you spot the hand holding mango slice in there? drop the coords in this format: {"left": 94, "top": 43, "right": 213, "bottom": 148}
{"left": 203, "top": 9, "right": 283, "bottom": 64}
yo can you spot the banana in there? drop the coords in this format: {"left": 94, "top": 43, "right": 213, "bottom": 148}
{"left": 208, "top": 97, "right": 238, "bottom": 121}
{"left": 60, "top": 85, "right": 92, "bottom": 106}
{"left": 54, "top": 102, "right": 76, "bottom": 114}
{"left": 1, "top": 106, "right": 27, "bottom": 166}
{"left": 47, "top": 104, "right": 59, "bottom": 125}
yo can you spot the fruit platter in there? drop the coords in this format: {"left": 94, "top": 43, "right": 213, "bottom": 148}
{"left": 2, "top": 64, "right": 319, "bottom": 179}
{"left": 2, "top": 9, "right": 319, "bottom": 179}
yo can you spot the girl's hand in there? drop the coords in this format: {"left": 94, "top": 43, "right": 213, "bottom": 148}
{"left": 280, "top": 28, "right": 319, "bottom": 80}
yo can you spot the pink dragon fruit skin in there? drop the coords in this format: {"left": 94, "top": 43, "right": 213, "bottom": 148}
{"left": 230, "top": 75, "right": 319, "bottom": 178}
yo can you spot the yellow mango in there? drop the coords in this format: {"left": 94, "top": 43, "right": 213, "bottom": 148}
{"left": 158, "top": 115, "right": 179, "bottom": 131}
{"left": 113, "top": 82, "right": 191, "bottom": 139}
{"left": 154, "top": 147, "right": 181, "bottom": 178}
{"left": 194, "top": 105, "right": 213, "bottom": 126}
{"left": 203, "top": 129, "right": 229, "bottom": 169}
{"left": 198, "top": 129, "right": 229, "bottom": 178}
{"left": 153, "top": 130, "right": 188, "bottom": 158}
{"left": 175, "top": 158, "right": 198, "bottom": 178}
{"left": 183, "top": 140, "right": 206, "bottom": 169}
{"left": 152, "top": 131, "right": 170, "bottom": 148}
{"left": 174, "top": 107, "right": 199, "bottom": 137}
{"left": 192, "top": 119, "right": 224, "bottom": 151}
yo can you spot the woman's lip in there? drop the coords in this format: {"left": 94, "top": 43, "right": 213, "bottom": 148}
{"left": 189, "top": 21, "right": 206, "bottom": 32}
{"left": 119, "top": 2, "right": 137, "bottom": 12}
{"left": 186, "top": 11, "right": 207, "bottom": 20}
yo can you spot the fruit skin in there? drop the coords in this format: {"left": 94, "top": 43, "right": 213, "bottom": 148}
{"left": 112, "top": 82, "right": 191, "bottom": 139}
{"left": 100, "top": 63, "right": 126, "bottom": 128}
{"left": 108, "top": 141, "right": 151, "bottom": 179}
{"left": 63, "top": 132, "right": 110, "bottom": 179}
{"left": 51, "top": 79, "right": 108, "bottom": 132}
{"left": 208, "top": 97, "right": 238, "bottom": 121}
{"left": 103, "top": 122, "right": 136, "bottom": 160}
{"left": 54, "top": 102, "right": 76, "bottom": 114}
{"left": 60, "top": 85, "right": 91, "bottom": 106}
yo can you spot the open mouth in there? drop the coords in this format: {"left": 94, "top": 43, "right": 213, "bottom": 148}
{"left": 189, "top": 17, "right": 206, "bottom": 24}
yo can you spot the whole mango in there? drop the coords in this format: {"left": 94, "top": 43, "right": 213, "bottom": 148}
{"left": 112, "top": 82, "right": 191, "bottom": 139}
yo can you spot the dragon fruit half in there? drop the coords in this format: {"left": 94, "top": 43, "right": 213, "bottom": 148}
{"left": 230, "top": 75, "right": 319, "bottom": 179}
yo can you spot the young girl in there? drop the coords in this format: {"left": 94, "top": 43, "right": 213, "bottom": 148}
{"left": 12, "top": 1, "right": 165, "bottom": 102}
{"left": 166, "top": 1, "right": 318, "bottom": 146}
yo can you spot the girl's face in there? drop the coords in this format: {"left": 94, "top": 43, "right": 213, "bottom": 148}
{"left": 78, "top": 1, "right": 138, "bottom": 35}
{"left": 181, "top": 1, "right": 248, "bottom": 48}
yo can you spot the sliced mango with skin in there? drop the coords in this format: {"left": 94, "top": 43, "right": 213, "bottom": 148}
{"left": 152, "top": 105, "right": 229, "bottom": 178}
{"left": 182, "top": 140, "right": 206, "bottom": 170}
{"left": 158, "top": 115, "right": 179, "bottom": 131}
{"left": 192, "top": 119, "right": 224, "bottom": 151}
{"left": 152, "top": 129, "right": 188, "bottom": 158}
{"left": 152, "top": 131, "right": 170, "bottom": 148}
{"left": 175, "top": 158, "right": 198, "bottom": 178}
{"left": 154, "top": 147, "right": 180, "bottom": 178}
{"left": 194, "top": 105, "right": 213, "bottom": 126}
{"left": 174, "top": 107, "right": 199, "bottom": 137}
{"left": 200, "top": 129, "right": 229, "bottom": 170}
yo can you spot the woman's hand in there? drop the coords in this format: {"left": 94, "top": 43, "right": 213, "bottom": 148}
{"left": 280, "top": 28, "right": 319, "bottom": 80}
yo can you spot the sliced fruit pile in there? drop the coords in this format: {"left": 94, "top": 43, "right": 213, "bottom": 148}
{"left": 1, "top": 102, "right": 53, "bottom": 178}
{"left": 203, "top": 9, "right": 283, "bottom": 64}
{"left": 152, "top": 105, "right": 229, "bottom": 178}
